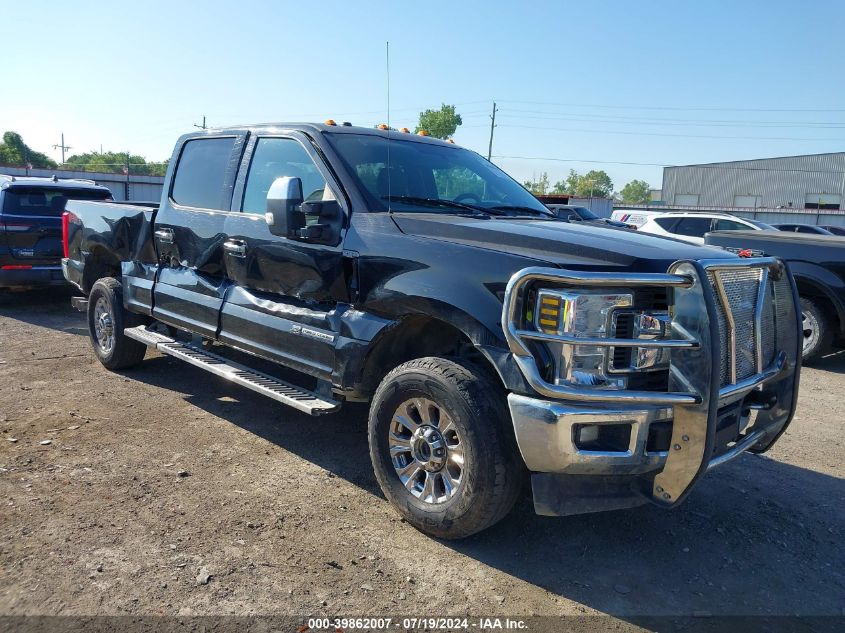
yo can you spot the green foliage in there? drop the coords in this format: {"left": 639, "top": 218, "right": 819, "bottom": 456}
{"left": 64, "top": 151, "right": 168, "bottom": 177}
{"left": 619, "top": 179, "right": 651, "bottom": 204}
{"left": 415, "top": 104, "right": 463, "bottom": 140}
{"left": 522, "top": 172, "right": 550, "bottom": 195}
{"left": 552, "top": 169, "right": 614, "bottom": 198}
{"left": 0, "top": 131, "right": 57, "bottom": 168}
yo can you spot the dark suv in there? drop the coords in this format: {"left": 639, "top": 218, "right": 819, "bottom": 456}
{"left": 0, "top": 175, "right": 112, "bottom": 293}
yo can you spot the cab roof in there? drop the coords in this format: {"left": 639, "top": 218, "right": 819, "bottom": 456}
{"left": 187, "top": 122, "right": 460, "bottom": 147}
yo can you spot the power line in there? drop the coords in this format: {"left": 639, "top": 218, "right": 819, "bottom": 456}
{"left": 493, "top": 154, "right": 845, "bottom": 174}
{"left": 495, "top": 123, "right": 844, "bottom": 142}
{"left": 495, "top": 111, "right": 845, "bottom": 129}
{"left": 496, "top": 99, "right": 845, "bottom": 113}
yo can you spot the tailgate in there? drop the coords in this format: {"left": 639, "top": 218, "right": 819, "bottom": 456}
{"left": 2, "top": 214, "right": 62, "bottom": 265}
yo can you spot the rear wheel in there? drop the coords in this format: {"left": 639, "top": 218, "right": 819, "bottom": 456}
{"left": 87, "top": 278, "right": 147, "bottom": 370}
{"left": 368, "top": 357, "right": 524, "bottom": 539}
{"left": 800, "top": 296, "right": 833, "bottom": 363}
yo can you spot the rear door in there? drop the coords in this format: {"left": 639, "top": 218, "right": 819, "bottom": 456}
{"left": 1, "top": 186, "right": 109, "bottom": 268}
{"left": 152, "top": 133, "right": 248, "bottom": 338}
{"left": 218, "top": 132, "right": 348, "bottom": 379}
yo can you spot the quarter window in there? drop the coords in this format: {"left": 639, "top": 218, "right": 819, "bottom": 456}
{"left": 171, "top": 137, "right": 236, "bottom": 210}
{"left": 714, "top": 219, "right": 750, "bottom": 231}
{"left": 671, "top": 217, "right": 712, "bottom": 237}
{"left": 242, "top": 138, "right": 332, "bottom": 214}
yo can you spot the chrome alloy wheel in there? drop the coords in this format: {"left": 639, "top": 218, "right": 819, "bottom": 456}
{"left": 93, "top": 296, "right": 115, "bottom": 354}
{"left": 802, "top": 311, "right": 816, "bottom": 354}
{"left": 389, "top": 397, "right": 464, "bottom": 504}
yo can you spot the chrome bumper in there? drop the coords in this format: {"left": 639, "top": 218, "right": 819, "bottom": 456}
{"left": 502, "top": 258, "right": 802, "bottom": 512}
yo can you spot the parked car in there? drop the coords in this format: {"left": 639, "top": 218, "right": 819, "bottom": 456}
{"left": 546, "top": 204, "right": 633, "bottom": 229}
{"left": 819, "top": 225, "right": 845, "bottom": 236}
{"left": 774, "top": 223, "right": 835, "bottom": 235}
{"left": 610, "top": 210, "right": 775, "bottom": 244}
{"left": 706, "top": 229, "right": 845, "bottom": 362}
{"left": 0, "top": 175, "right": 112, "bottom": 295}
{"left": 62, "top": 123, "right": 801, "bottom": 539}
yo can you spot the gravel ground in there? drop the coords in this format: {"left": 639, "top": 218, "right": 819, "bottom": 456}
{"left": 0, "top": 291, "right": 843, "bottom": 624}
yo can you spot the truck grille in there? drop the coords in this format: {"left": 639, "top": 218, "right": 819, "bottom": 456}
{"left": 707, "top": 266, "right": 783, "bottom": 387}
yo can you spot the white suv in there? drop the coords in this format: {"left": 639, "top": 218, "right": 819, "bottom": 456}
{"left": 611, "top": 210, "right": 774, "bottom": 245}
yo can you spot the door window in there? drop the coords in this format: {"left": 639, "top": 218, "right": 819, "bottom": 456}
{"left": 714, "top": 218, "right": 751, "bottom": 231}
{"left": 242, "top": 138, "right": 333, "bottom": 214}
{"left": 171, "top": 137, "right": 236, "bottom": 210}
{"left": 671, "top": 217, "right": 712, "bottom": 237}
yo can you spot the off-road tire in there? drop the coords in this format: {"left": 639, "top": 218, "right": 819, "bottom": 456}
{"left": 368, "top": 357, "right": 524, "bottom": 539}
{"left": 800, "top": 296, "right": 833, "bottom": 363}
{"left": 87, "top": 278, "right": 147, "bottom": 370}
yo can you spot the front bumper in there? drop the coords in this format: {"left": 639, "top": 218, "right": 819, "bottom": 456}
{"left": 0, "top": 265, "right": 66, "bottom": 289}
{"left": 502, "top": 258, "right": 802, "bottom": 516}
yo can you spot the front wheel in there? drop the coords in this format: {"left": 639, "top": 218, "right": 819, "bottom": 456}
{"left": 800, "top": 296, "right": 833, "bottom": 363}
{"left": 368, "top": 357, "right": 524, "bottom": 539}
{"left": 87, "top": 278, "right": 148, "bottom": 370}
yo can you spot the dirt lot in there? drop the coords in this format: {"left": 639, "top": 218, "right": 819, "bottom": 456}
{"left": 0, "top": 292, "right": 843, "bottom": 625}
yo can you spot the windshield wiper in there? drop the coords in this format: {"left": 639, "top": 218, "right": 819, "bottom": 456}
{"left": 488, "top": 205, "right": 554, "bottom": 217}
{"left": 382, "top": 195, "right": 501, "bottom": 216}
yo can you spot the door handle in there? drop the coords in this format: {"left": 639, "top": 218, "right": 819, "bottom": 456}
{"left": 154, "top": 228, "right": 174, "bottom": 244}
{"left": 223, "top": 239, "right": 247, "bottom": 257}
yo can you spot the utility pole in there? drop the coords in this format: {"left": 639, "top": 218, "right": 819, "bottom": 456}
{"left": 487, "top": 102, "right": 497, "bottom": 161}
{"left": 53, "top": 133, "right": 71, "bottom": 164}
{"left": 194, "top": 115, "right": 207, "bottom": 130}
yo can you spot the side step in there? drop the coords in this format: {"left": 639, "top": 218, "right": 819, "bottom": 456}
{"left": 124, "top": 326, "right": 340, "bottom": 416}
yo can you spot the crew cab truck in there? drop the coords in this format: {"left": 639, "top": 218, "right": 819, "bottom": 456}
{"left": 62, "top": 123, "right": 802, "bottom": 539}
{"left": 0, "top": 174, "right": 111, "bottom": 296}
{"left": 706, "top": 229, "right": 845, "bottom": 363}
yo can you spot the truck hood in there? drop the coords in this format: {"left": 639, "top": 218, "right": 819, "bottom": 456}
{"left": 392, "top": 213, "right": 734, "bottom": 271}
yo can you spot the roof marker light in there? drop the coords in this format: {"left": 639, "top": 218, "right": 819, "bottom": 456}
{"left": 399, "top": 127, "right": 410, "bottom": 133}
{"left": 417, "top": 130, "right": 430, "bottom": 136}
{"left": 377, "top": 123, "right": 389, "bottom": 130}
{"left": 324, "top": 119, "right": 337, "bottom": 126}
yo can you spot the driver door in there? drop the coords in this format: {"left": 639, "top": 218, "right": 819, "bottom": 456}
{"left": 218, "top": 133, "right": 348, "bottom": 380}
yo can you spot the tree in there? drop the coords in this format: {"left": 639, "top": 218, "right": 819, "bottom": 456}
{"left": 64, "top": 151, "right": 168, "bottom": 177}
{"left": 522, "top": 172, "right": 550, "bottom": 195}
{"left": 0, "top": 131, "right": 57, "bottom": 168}
{"left": 552, "top": 169, "right": 614, "bottom": 198}
{"left": 415, "top": 103, "right": 463, "bottom": 139}
{"left": 619, "top": 179, "right": 651, "bottom": 204}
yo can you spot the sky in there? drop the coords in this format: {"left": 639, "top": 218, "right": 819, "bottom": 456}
{"left": 3, "top": 0, "right": 845, "bottom": 192}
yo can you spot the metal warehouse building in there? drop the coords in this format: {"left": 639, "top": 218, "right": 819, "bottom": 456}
{"left": 661, "top": 152, "right": 845, "bottom": 212}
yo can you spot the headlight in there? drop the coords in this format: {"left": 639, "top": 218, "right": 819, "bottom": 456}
{"left": 535, "top": 289, "right": 632, "bottom": 389}
{"left": 533, "top": 289, "right": 671, "bottom": 389}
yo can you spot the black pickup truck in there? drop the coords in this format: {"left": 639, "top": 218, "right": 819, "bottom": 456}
{"left": 62, "top": 123, "right": 802, "bottom": 538}
{"left": 706, "top": 229, "right": 845, "bottom": 363}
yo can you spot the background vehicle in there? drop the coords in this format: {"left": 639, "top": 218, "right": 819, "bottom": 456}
{"left": 546, "top": 204, "right": 633, "bottom": 229}
{"left": 612, "top": 210, "right": 775, "bottom": 244}
{"left": 820, "top": 225, "right": 845, "bottom": 236}
{"left": 775, "top": 223, "right": 836, "bottom": 235}
{"left": 62, "top": 123, "right": 801, "bottom": 539}
{"left": 706, "top": 229, "right": 845, "bottom": 362}
{"left": 1, "top": 175, "right": 111, "bottom": 295}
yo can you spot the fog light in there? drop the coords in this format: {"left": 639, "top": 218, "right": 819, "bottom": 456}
{"left": 576, "top": 424, "right": 600, "bottom": 445}
{"left": 574, "top": 423, "right": 633, "bottom": 452}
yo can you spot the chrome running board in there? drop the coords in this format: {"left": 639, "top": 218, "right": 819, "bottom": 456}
{"left": 124, "top": 326, "right": 340, "bottom": 416}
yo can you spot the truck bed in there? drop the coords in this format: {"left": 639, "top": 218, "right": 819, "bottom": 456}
{"left": 63, "top": 200, "right": 159, "bottom": 293}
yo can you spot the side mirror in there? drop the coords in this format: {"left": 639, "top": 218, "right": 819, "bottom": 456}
{"left": 265, "top": 176, "right": 304, "bottom": 237}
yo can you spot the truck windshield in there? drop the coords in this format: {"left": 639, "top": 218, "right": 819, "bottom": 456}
{"left": 2, "top": 186, "right": 111, "bottom": 217}
{"left": 328, "top": 133, "right": 551, "bottom": 216}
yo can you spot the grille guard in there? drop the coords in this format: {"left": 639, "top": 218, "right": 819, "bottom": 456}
{"left": 501, "top": 257, "right": 802, "bottom": 507}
